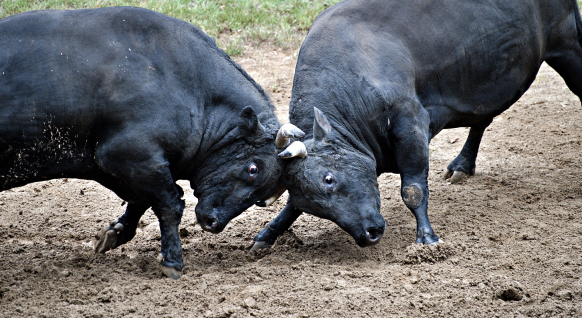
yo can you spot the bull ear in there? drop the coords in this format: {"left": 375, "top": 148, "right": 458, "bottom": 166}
{"left": 313, "top": 107, "right": 332, "bottom": 141}
{"left": 239, "top": 106, "right": 265, "bottom": 135}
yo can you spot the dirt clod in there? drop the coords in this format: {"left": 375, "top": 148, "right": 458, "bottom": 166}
{"left": 403, "top": 242, "right": 455, "bottom": 264}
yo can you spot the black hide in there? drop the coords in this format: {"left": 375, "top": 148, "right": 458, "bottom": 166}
{"left": 253, "top": 0, "right": 582, "bottom": 248}
{"left": 0, "top": 7, "right": 283, "bottom": 275}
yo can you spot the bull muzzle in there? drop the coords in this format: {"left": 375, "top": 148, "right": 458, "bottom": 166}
{"left": 199, "top": 215, "right": 222, "bottom": 233}
{"left": 364, "top": 226, "right": 384, "bottom": 246}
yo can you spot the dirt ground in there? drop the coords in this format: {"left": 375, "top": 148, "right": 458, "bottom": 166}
{"left": 1, "top": 46, "right": 581, "bottom": 318}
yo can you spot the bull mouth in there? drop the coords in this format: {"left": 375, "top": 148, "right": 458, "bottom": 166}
{"left": 195, "top": 201, "right": 256, "bottom": 234}
{"left": 291, "top": 205, "right": 386, "bottom": 247}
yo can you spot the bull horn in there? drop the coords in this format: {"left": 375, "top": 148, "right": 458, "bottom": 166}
{"left": 275, "top": 123, "right": 305, "bottom": 148}
{"left": 256, "top": 187, "right": 287, "bottom": 207}
{"left": 279, "top": 140, "right": 307, "bottom": 159}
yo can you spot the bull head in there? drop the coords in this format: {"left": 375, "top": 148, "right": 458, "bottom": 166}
{"left": 193, "top": 106, "right": 305, "bottom": 232}
{"left": 275, "top": 107, "right": 385, "bottom": 247}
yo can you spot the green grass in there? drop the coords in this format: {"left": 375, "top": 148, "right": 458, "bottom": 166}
{"left": 0, "top": 0, "right": 341, "bottom": 55}
{"left": 3, "top": 1, "right": 581, "bottom": 55}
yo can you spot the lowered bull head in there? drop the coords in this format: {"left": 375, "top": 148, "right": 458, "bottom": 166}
{"left": 193, "top": 106, "right": 304, "bottom": 233}
{"left": 279, "top": 107, "right": 385, "bottom": 247}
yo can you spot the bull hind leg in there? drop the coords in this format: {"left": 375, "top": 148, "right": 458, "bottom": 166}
{"left": 545, "top": 48, "right": 582, "bottom": 101}
{"left": 444, "top": 119, "right": 492, "bottom": 184}
{"left": 250, "top": 203, "right": 302, "bottom": 251}
{"left": 544, "top": 3, "right": 582, "bottom": 99}
{"left": 447, "top": 28, "right": 582, "bottom": 184}
{"left": 446, "top": 14, "right": 582, "bottom": 184}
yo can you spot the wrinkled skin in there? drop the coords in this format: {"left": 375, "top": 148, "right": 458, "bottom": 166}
{"left": 0, "top": 7, "right": 286, "bottom": 279}
{"left": 253, "top": 0, "right": 582, "bottom": 250}
{"left": 192, "top": 120, "right": 284, "bottom": 234}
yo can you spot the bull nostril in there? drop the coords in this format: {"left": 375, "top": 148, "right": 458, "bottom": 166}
{"left": 201, "top": 217, "right": 219, "bottom": 232}
{"left": 365, "top": 226, "right": 384, "bottom": 244}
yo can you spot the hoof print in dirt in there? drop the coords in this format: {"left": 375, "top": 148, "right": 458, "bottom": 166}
{"left": 250, "top": 230, "right": 303, "bottom": 252}
{"left": 403, "top": 242, "right": 456, "bottom": 264}
{"left": 249, "top": 245, "right": 272, "bottom": 260}
{"left": 496, "top": 282, "right": 525, "bottom": 301}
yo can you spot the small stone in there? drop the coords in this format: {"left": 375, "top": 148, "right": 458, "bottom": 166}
{"left": 68, "top": 299, "right": 84, "bottom": 305}
{"left": 244, "top": 297, "right": 257, "bottom": 308}
{"left": 556, "top": 290, "right": 573, "bottom": 300}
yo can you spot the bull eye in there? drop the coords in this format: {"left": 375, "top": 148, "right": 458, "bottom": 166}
{"left": 323, "top": 173, "right": 335, "bottom": 186}
{"left": 248, "top": 164, "right": 258, "bottom": 182}
{"left": 325, "top": 175, "right": 333, "bottom": 184}
{"left": 323, "top": 173, "right": 335, "bottom": 193}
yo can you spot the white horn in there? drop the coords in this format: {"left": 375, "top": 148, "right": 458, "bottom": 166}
{"left": 275, "top": 123, "right": 305, "bottom": 148}
{"left": 279, "top": 141, "right": 307, "bottom": 159}
{"left": 257, "top": 187, "right": 287, "bottom": 207}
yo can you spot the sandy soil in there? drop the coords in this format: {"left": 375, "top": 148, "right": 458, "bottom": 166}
{"left": 1, "top": 46, "right": 581, "bottom": 318}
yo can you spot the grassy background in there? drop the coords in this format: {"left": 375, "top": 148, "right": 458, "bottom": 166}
{"left": 1, "top": 1, "right": 581, "bottom": 55}
{"left": 0, "top": 0, "right": 341, "bottom": 55}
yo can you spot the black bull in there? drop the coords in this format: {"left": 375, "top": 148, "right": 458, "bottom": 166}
{"left": 0, "top": 7, "right": 304, "bottom": 279}
{"left": 252, "top": 0, "right": 582, "bottom": 249}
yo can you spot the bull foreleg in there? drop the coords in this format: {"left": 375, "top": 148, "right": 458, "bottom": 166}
{"left": 152, "top": 196, "right": 184, "bottom": 280}
{"left": 250, "top": 203, "right": 302, "bottom": 251}
{"left": 444, "top": 119, "right": 491, "bottom": 184}
{"left": 94, "top": 202, "right": 149, "bottom": 253}
{"left": 393, "top": 103, "right": 440, "bottom": 244}
{"left": 94, "top": 140, "right": 185, "bottom": 279}
{"left": 401, "top": 180, "right": 440, "bottom": 244}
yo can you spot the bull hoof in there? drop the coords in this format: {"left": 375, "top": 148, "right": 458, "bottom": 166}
{"left": 444, "top": 170, "right": 469, "bottom": 184}
{"left": 161, "top": 265, "right": 182, "bottom": 280}
{"left": 431, "top": 239, "right": 445, "bottom": 245}
{"left": 450, "top": 170, "right": 469, "bottom": 184}
{"left": 415, "top": 233, "right": 441, "bottom": 245}
{"left": 94, "top": 220, "right": 124, "bottom": 253}
{"left": 250, "top": 241, "right": 272, "bottom": 252}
